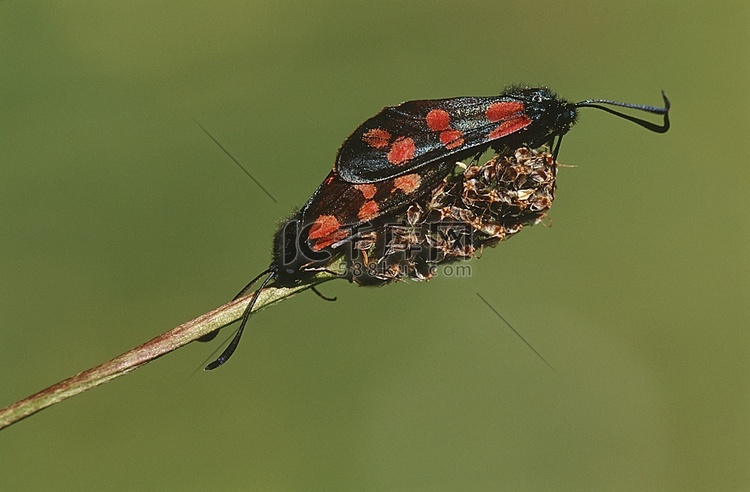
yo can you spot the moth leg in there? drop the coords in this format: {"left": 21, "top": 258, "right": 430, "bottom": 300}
{"left": 311, "top": 285, "right": 337, "bottom": 302}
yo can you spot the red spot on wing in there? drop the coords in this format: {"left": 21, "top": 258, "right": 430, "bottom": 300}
{"left": 487, "top": 115, "right": 533, "bottom": 139}
{"left": 355, "top": 184, "right": 377, "bottom": 200}
{"left": 426, "top": 109, "right": 451, "bottom": 131}
{"left": 439, "top": 129, "right": 464, "bottom": 149}
{"left": 308, "top": 215, "right": 350, "bottom": 251}
{"left": 426, "top": 110, "right": 464, "bottom": 150}
{"left": 310, "top": 229, "right": 350, "bottom": 252}
{"left": 393, "top": 173, "right": 422, "bottom": 194}
{"left": 361, "top": 128, "right": 391, "bottom": 148}
{"left": 358, "top": 200, "right": 380, "bottom": 221}
{"left": 387, "top": 137, "right": 416, "bottom": 165}
{"left": 485, "top": 101, "right": 525, "bottom": 122}
{"left": 308, "top": 215, "right": 341, "bottom": 240}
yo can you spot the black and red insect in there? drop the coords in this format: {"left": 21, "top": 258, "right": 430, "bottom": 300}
{"left": 204, "top": 85, "right": 670, "bottom": 370}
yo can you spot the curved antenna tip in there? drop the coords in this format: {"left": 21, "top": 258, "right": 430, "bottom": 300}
{"left": 575, "top": 90, "right": 671, "bottom": 133}
{"left": 661, "top": 90, "right": 671, "bottom": 111}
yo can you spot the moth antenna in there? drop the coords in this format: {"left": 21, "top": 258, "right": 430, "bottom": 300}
{"left": 575, "top": 91, "right": 670, "bottom": 133}
{"left": 205, "top": 269, "right": 276, "bottom": 370}
{"left": 197, "top": 268, "right": 274, "bottom": 343}
{"left": 233, "top": 268, "right": 274, "bottom": 300}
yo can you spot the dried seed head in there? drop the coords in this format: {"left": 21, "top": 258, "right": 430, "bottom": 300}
{"left": 346, "top": 147, "right": 558, "bottom": 285}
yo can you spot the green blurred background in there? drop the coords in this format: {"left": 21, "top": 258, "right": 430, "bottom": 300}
{"left": 1, "top": 1, "right": 747, "bottom": 490}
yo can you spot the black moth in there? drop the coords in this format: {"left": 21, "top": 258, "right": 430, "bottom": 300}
{"left": 204, "top": 86, "right": 670, "bottom": 369}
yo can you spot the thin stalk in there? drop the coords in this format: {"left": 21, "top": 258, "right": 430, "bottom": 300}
{"left": 0, "top": 273, "right": 336, "bottom": 430}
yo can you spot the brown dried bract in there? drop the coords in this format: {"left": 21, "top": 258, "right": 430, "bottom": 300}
{"left": 346, "top": 147, "right": 558, "bottom": 285}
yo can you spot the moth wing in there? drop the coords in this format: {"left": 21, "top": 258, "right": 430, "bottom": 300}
{"left": 302, "top": 161, "right": 454, "bottom": 252}
{"left": 336, "top": 97, "right": 530, "bottom": 183}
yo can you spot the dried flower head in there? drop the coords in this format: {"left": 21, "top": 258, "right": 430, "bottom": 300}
{"left": 343, "top": 147, "right": 558, "bottom": 285}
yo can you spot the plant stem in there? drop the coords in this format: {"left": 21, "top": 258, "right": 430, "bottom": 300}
{"left": 0, "top": 274, "right": 335, "bottom": 430}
